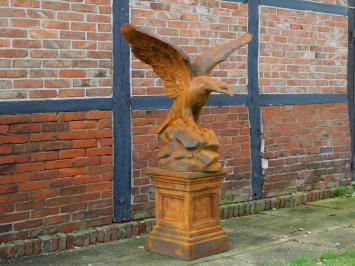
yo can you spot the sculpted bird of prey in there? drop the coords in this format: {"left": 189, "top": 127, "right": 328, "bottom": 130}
{"left": 121, "top": 24, "right": 252, "bottom": 136}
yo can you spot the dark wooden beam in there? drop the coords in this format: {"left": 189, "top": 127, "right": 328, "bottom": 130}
{"left": 248, "top": 0, "right": 263, "bottom": 199}
{"left": 0, "top": 98, "right": 112, "bottom": 114}
{"left": 112, "top": 0, "right": 131, "bottom": 222}
{"left": 348, "top": 0, "right": 355, "bottom": 181}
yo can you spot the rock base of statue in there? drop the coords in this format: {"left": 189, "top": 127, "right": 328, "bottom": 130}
{"left": 146, "top": 167, "right": 230, "bottom": 260}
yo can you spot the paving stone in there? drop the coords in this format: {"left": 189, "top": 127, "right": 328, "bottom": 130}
{"left": 118, "top": 224, "right": 127, "bottom": 239}
{"left": 89, "top": 229, "right": 98, "bottom": 244}
{"left": 102, "top": 226, "right": 111, "bottom": 243}
{"left": 111, "top": 224, "right": 120, "bottom": 241}
{"left": 51, "top": 235, "right": 59, "bottom": 251}
{"left": 13, "top": 240, "right": 25, "bottom": 257}
{"left": 96, "top": 228, "right": 105, "bottom": 243}
{"left": 57, "top": 233, "right": 67, "bottom": 251}
{"left": 33, "top": 239, "right": 42, "bottom": 255}
{"left": 0, "top": 243, "right": 16, "bottom": 259}
{"left": 23, "top": 240, "right": 33, "bottom": 256}
{"left": 38, "top": 235, "right": 51, "bottom": 253}
{"left": 73, "top": 231, "right": 90, "bottom": 247}
{"left": 66, "top": 233, "right": 74, "bottom": 249}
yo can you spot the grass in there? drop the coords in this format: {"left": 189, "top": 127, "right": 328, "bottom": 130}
{"left": 259, "top": 249, "right": 355, "bottom": 266}
{"left": 335, "top": 185, "right": 354, "bottom": 198}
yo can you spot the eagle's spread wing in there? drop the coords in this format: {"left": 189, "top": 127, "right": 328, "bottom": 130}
{"left": 121, "top": 24, "right": 192, "bottom": 99}
{"left": 191, "top": 33, "right": 252, "bottom": 76}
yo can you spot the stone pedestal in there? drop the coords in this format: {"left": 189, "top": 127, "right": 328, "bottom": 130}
{"left": 146, "top": 167, "right": 229, "bottom": 260}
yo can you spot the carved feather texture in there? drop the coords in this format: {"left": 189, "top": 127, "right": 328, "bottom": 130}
{"left": 121, "top": 24, "right": 192, "bottom": 99}
{"left": 191, "top": 33, "right": 253, "bottom": 76}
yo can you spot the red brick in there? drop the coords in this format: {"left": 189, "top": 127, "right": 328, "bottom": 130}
{"left": 16, "top": 162, "right": 46, "bottom": 173}
{"left": 19, "top": 181, "right": 48, "bottom": 192}
{"left": 0, "top": 205, "right": 14, "bottom": 213}
{"left": 44, "top": 79, "right": 71, "bottom": 88}
{"left": 0, "top": 212, "right": 29, "bottom": 224}
{"left": 87, "top": 181, "right": 111, "bottom": 192}
{"left": 86, "top": 129, "right": 112, "bottom": 139}
{"left": 0, "top": 173, "right": 29, "bottom": 184}
{"left": 49, "top": 177, "right": 73, "bottom": 188}
{"left": 0, "top": 154, "right": 29, "bottom": 165}
{"left": 30, "top": 29, "right": 57, "bottom": 39}
{"left": 0, "top": 28, "right": 27, "bottom": 38}
{"left": 58, "top": 112, "right": 85, "bottom": 121}
{"left": 58, "top": 89, "right": 85, "bottom": 98}
{"left": 9, "top": 123, "right": 41, "bottom": 133}
{"left": 72, "top": 3, "right": 97, "bottom": 13}
{"left": 30, "top": 189, "right": 57, "bottom": 200}
{"left": 29, "top": 169, "right": 59, "bottom": 181}
{"left": 14, "top": 219, "right": 42, "bottom": 231}
{"left": 31, "top": 151, "right": 58, "bottom": 162}
{"left": 86, "top": 147, "right": 112, "bottom": 156}
{"left": 12, "top": 0, "right": 39, "bottom": 7}
{"left": 43, "top": 20, "right": 69, "bottom": 30}
{"left": 86, "top": 111, "right": 111, "bottom": 120}
{"left": 0, "top": 115, "right": 30, "bottom": 124}
{"left": 69, "top": 121, "right": 97, "bottom": 130}
{"left": 58, "top": 149, "right": 85, "bottom": 159}
{"left": 71, "top": 22, "right": 96, "bottom": 31}
{"left": 30, "top": 90, "right": 57, "bottom": 98}
{"left": 31, "top": 207, "right": 59, "bottom": 218}
{"left": 60, "top": 202, "right": 87, "bottom": 213}
{"left": 43, "top": 214, "right": 69, "bottom": 225}
{"left": 58, "top": 167, "right": 85, "bottom": 177}
{"left": 0, "top": 135, "right": 28, "bottom": 144}
{"left": 0, "top": 184, "right": 17, "bottom": 195}
{"left": 0, "top": 7, "right": 26, "bottom": 17}
{"left": 12, "top": 18, "right": 40, "bottom": 28}
{"left": 13, "top": 40, "right": 41, "bottom": 48}
{"left": 0, "top": 70, "right": 27, "bottom": 78}
{"left": 59, "top": 70, "right": 86, "bottom": 78}
{"left": 60, "top": 185, "right": 86, "bottom": 196}
{"left": 73, "top": 175, "right": 100, "bottom": 185}
{"left": 58, "top": 12, "right": 84, "bottom": 22}
{"left": 16, "top": 200, "right": 45, "bottom": 211}
{"left": 45, "top": 159, "right": 73, "bottom": 169}
{"left": 72, "top": 139, "right": 97, "bottom": 148}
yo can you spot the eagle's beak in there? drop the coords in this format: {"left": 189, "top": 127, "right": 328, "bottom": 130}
{"left": 210, "top": 79, "right": 234, "bottom": 96}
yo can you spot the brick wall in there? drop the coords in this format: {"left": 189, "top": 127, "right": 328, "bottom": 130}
{"left": 0, "top": 111, "right": 113, "bottom": 243}
{"left": 262, "top": 103, "right": 351, "bottom": 197}
{"left": 259, "top": 6, "right": 348, "bottom": 94}
{"left": 0, "top": 0, "right": 112, "bottom": 99}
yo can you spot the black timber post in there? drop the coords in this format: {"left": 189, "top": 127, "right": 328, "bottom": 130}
{"left": 112, "top": 0, "right": 132, "bottom": 221}
{"left": 248, "top": 0, "right": 263, "bottom": 198}
{"left": 348, "top": 0, "right": 355, "bottom": 181}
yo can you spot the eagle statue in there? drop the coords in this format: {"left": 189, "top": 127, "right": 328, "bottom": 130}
{"left": 121, "top": 24, "right": 252, "bottom": 172}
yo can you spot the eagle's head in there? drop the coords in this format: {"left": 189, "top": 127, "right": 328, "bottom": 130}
{"left": 190, "top": 76, "right": 234, "bottom": 100}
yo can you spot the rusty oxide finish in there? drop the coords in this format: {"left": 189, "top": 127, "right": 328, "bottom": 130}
{"left": 121, "top": 24, "right": 252, "bottom": 172}
{"left": 121, "top": 24, "right": 251, "bottom": 260}
{"left": 145, "top": 168, "right": 230, "bottom": 260}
